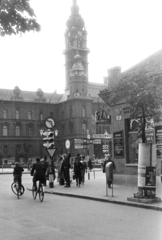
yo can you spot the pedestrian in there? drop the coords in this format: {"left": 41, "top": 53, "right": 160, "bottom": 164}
{"left": 74, "top": 153, "right": 83, "bottom": 187}
{"left": 80, "top": 155, "right": 87, "bottom": 184}
{"left": 57, "top": 156, "right": 65, "bottom": 185}
{"left": 87, "top": 157, "right": 93, "bottom": 171}
{"left": 62, "top": 152, "right": 71, "bottom": 187}
{"left": 104, "top": 155, "right": 116, "bottom": 188}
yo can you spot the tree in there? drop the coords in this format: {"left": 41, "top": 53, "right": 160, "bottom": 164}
{"left": 99, "top": 71, "right": 162, "bottom": 143}
{"left": 0, "top": 0, "right": 40, "bottom": 36}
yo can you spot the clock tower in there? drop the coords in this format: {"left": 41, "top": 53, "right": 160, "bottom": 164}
{"left": 63, "top": 0, "right": 90, "bottom": 97}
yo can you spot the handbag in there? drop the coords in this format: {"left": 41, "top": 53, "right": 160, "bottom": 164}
{"left": 73, "top": 173, "right": 76, "bottom": 180}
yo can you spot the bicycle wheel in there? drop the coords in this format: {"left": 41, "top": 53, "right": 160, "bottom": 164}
{"left": 20, "top": 185, "right": 25, "bottom": 196}
{"left": 11, "top": 182, "right": 17, "bottom": 195}
{"left": 39, "top": 184, "right": 44, "bottom": 202}
{"left": 32, "top": 186, "right": 37, "bottom": 199}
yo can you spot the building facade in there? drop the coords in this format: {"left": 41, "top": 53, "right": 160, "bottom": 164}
{"left": 99, "top": 49, "right": 162, "bottom": 175}
{"left": 0, "top": 1, "right": 110, "bottom": 164}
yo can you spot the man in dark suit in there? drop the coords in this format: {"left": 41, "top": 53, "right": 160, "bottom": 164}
{"left": 31, "top": 158, "right": 46, "bottom": 189}
{"left": 62, "top": 152, "right": 71, "bottom": 187}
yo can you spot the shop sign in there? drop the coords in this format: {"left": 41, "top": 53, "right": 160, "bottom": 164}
{"left": 114, "top": 131, "right": 124, "bottom": 157}
{"left": 93, "top": 139, "right": 102, "bottom": 144}
{"left": 102, "top": 145, "right": 109, "bottom": 153}
{"left": 74, "top": 144, "right": 83, "bottom": 149}
{"left": 95, "top": 110, "right": 111, "bottom": 124}
{"left": 123, "top": 106, "right": 130, "bottom": 115}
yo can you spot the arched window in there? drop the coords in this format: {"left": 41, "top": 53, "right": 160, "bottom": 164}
{"left": 3, "top": 145, "right": 8, "bottom": 155}
{"left": 82, "top": 108, "right": 86, "bottom": 117}
{"left": 15, "top": 110, "right": 19, "bottom": 119}
{"left": 39, "top": 112, "right": 43, "bottom": 120}
{"left": 27, "top": 111, "right": 32, "bottom": 120}
{"left": 3, "top": 110, "right": 7, "bottom": 119}
{"left": 15, "top": 126, "right": 20, "bottom": 136}
{"left": 28, "top": 127, "right": 32, "bottom": 136}
{"left": 82, "top": 124, "right": 86, "bottom": 134}
{"left": 3, "top": 126, "right": 8, "bottom": 136}
{"left": 70, "top": 107, "right": 73, "bottom": 118}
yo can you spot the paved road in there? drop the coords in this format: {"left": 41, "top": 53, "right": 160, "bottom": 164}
{"left": 0, "top": 174, "right": 162, "bottom": 240}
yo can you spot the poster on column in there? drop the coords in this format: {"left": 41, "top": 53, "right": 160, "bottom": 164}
{"left": 113, "top": 131, "right": 124, "bottom": 157}
{"left": 138, "top": 166, "right": 146, "bottom": 187}
{"left": 145, "top": 166, "right": 156, "bottom": 187}
{"left": 155, "top": 126, "right": 162, "bottom": 157}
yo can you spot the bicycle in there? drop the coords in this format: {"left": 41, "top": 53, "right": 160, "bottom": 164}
{"left": 11, "top": 179, "right": 25, "bottom": 199}
{"left": 32, "top": 180, "right": 44, "bottom": 202}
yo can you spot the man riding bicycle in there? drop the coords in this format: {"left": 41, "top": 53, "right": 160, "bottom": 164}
{"left": 13, "top": 162, "right": 24, "bottom": 191}
{"left": 31, "top": 158, "right": 46, "bottom": 190}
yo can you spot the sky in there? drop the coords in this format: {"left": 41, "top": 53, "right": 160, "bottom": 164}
{"left": 0, "top": 0, "right": 161, "bottom": 94}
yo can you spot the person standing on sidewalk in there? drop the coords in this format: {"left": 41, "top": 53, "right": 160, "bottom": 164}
{"left": 105, "top": 155, "right": 116, "bottom": 188}
{"left": 57, "top": 156, "right": 65, "bottom": 185}
{"left": 80, "top": 155, "right": 87, "bottom": 184}
{"left": 103, "top": 154, "right": 111, "bottom": 173}
{"left": 87, "top": 157, "right": 93, "bottom": 171}
{"left": 62, "top": 152, "right": 71, "bottom": 187}
{"left": 74, "top": 153, "right": 83, "bottom": 187}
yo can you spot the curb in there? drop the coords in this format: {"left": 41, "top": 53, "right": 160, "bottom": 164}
{"left": 27, "top": 188, "right": 162, "bottom": 212}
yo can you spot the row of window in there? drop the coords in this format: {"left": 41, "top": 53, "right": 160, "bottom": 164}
{"left": 2, "top": 108, "right": 87, "bottom": 120}
{"left": 2, "top": 126, "right": 33, "bottom": 136}
{"left": 2, "top": 110, "right": 43, "bottom": 120}
{"left": 3, "top": 145, "right": 32, "bottom": 155}
{"left": 2, "top": 124, "right": 88, "bottom": 136}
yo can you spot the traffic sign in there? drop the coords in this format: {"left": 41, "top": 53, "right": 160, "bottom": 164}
{"left": 45, "top": 117, "right": 55, "bottom": 129}
{"left": 46, "top": 148, "right": 57, "bottom": 158}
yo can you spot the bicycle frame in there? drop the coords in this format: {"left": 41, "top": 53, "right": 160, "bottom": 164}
{"left": 32, "top": 181, "right": 44, "bottom": 202}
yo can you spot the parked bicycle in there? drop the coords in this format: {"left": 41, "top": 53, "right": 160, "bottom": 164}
{"left": 32, "top": 180, "right": 44, "bottom": 202}
{"left": 11, "top": 179, "right": 25, "bottom": 199}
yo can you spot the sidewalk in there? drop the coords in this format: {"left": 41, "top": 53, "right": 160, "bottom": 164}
{"left": 44, "top": 171, "right": 162, "bottom": 212}
{"left": 0, "top": 168, "right": 30, "bottom": 174}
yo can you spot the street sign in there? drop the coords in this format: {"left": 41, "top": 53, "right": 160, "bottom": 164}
{"left": 92, "top": 133, "right": 112, "bottom": 139}
{"left": 46, "top": 148, "right": 57, "bottom": 158}
{"left": 45, "top": 117, "right": 55, "bottom": 129}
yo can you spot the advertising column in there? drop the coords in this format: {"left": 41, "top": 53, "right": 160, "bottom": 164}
{"left": 138, "top": 143, "right": 156, "bottom": 197}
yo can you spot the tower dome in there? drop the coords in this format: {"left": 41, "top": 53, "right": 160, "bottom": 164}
{"left": 66, "top": 0, "right": 85, "bottom": 30}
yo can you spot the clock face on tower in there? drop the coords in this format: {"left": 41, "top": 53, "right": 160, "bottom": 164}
{"left": 45, "top": 117, "right": 55, "bottom": 129}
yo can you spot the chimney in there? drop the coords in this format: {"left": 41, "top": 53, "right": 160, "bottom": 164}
{"left": 103, "top": 77, "right": 108, "bottom": 85}
{"left": 107, "top": 66, "right": 121, "bottom": 88}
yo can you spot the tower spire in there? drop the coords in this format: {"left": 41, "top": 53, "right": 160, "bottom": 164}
{"left": 71, "top": 0, "right": 79, "bottom": 15}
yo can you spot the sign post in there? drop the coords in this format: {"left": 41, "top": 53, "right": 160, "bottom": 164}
{"left": 40, "top": 117, "right": 58, "bottom": 188}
